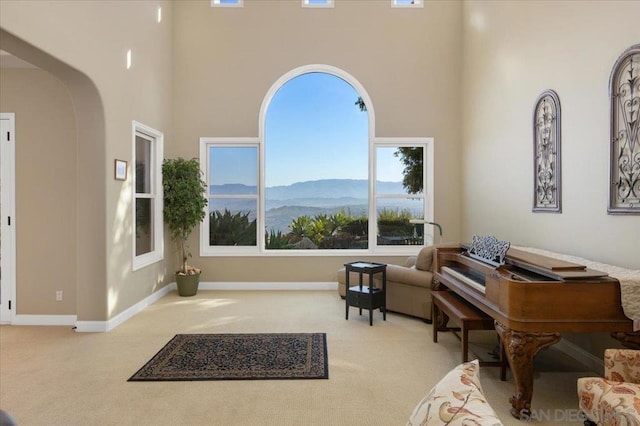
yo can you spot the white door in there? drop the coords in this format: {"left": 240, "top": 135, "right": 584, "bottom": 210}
{"left": 0, "top": 113, "right": 16, "bottom": 324}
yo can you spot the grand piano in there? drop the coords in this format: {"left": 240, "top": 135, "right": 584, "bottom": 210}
{"left": 433, "top": 236, "right": 639, "bottom": 419}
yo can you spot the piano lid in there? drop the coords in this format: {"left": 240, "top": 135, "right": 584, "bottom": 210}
{"left": 507, "top": 248, "right": 585, "bottom": 271}
{"left": 506, "top": 248, "right": 609, "bottom": 280}
{"left": 459, "top": 238, "right": 611, "bottom": 281}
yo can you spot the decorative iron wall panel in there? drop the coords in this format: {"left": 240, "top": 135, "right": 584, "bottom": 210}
{"left": 533, "top": 90, "right": 561, "bottom": 212}
{"left": 609, "top": 44, "right": 640, "bottom": 214}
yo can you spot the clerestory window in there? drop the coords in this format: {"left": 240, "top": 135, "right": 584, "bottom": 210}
{"left": 211, "top": 0, "right": 243, "bottom": 7}
{"left": 302, "top": 0, "right": 334, "bottom": 8}
{"left": 392, "top": 0, "right": 424, "bottom": 8}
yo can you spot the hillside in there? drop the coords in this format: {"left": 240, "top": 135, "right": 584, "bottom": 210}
{"left": 211, "top": 179, "right": 410, "bottom": 233}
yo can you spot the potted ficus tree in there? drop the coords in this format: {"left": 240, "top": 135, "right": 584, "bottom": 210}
{"left": 162, "top": 157, "right": 207, "bottom": 296}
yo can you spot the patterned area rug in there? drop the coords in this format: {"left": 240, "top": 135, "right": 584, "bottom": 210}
{"left": 128, "top": 333, "right": 328, "bottom": 381}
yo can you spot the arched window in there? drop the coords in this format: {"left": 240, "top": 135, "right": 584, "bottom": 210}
{"left": 200, "top": 65, "right": 433, "bottom": 255}
{"left": 264, "top": 72, "right": 369, "bottom": 250}
{"left": 609, "top": 44, "right": 640, "bottom": 214}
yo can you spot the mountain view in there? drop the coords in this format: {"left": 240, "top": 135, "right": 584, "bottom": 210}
{"left": 211, "top": 179, "right": 416, "bottom": 233}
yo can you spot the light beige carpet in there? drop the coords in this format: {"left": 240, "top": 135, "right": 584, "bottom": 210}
{"left": 0, "top": 290, "right": 594, "bottom": 425}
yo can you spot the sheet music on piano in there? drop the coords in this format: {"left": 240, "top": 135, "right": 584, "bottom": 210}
{"left": 441, "top": 235, "right": 507, "bottom": 293}
{"left": 466, "top": 235, "right": 510, "bottom": 267}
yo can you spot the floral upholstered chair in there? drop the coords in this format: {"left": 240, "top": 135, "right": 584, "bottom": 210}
{"left": 577, "top": 349, "right": 640, "bottom": 425}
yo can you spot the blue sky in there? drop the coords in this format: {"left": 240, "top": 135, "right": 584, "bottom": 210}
{"left": 265, "top": 72, "right": 370, "bottom": 187}
{"left": 210, "top": 72, "right": 404, "bottom": 188}
{"left": 209, "top": 146, "right": 257, "bottom": 191}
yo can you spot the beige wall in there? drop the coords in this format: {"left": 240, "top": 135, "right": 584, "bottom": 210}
{"left": 461, "top": 1, "right": 640, "bottom": 358}
{"left": 461, "top": 0, "right": 640, "bottom": 270}
{"left": 173, "top": 0, "right": 463, "bottom": 282}
{"left": 5, "top": 0, "right": 636, "bottom": 332}
{"left": 0, "top": 69, "right": 77, "bottom": 315}
{"left": 0, "top": 0, "right": 174, "bottom": 320}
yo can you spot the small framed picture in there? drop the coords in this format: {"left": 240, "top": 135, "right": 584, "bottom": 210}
{"left": 114, "top": 159, "right": 127, "bottom": 181}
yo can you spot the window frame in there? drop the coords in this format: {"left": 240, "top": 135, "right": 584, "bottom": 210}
{"left": 210, "top": 0, "right": 243, "bottom": 7}
{"left": 302, "top": 0, "right": 335, "bottom": 8}
{"left": 131, "top": 121, "right": 164, "bottom": 271}
{"left": 199, "top": 66, "right": 435, "bottom": 256}
{"left": 372, "top": 138, "right": 434, "bottom": 249}
{"left": 200, "top": 137, "right": 261, "bottom": 256}
{"left": 391, "top": 0, "right": 424, "bottom": 8}
{"left": 200, "top": 136, "right": 434, "bottom": 256}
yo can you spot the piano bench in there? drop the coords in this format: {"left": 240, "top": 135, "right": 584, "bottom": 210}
{"left": 431, "top": 290, "right": 506, "bottom": 379}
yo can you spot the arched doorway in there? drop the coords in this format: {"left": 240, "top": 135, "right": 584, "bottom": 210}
{"left": 0, "top": 29, "right": 107, "bottom": 325}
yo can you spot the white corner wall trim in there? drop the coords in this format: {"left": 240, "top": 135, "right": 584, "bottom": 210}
{"left": 197, "top": 281, "right": 338, "bottom": 291}
{"left": 12, "top": 314, "right": 77, "bottom": 326}
{"left": 74, "top": 320, "right": 109, "bottom": 333}
{"left": 75, "top": 284, "right": 173, "bottom": 332}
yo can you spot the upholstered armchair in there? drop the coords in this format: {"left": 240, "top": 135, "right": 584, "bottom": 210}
{"left": 577, "top": 349, "right": 640, "bottom": 425}
{"left": 337, "top": 245, "right": 437, "bottom": 321}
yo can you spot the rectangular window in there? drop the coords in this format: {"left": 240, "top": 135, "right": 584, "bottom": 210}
{"left": 374, "top": 139, "right": 433, "bottom": 248}
{"left": 132, "top": 121, "right": 163, "bottom": 270}
{"left": 200, "top": 135, "right": 434, "bottom": 256}
{"left": 211, "top": 0, "right": 243, "bottom": 7}
{"left": 200, "top": 138, "right": 259, "bottom": 255}
{"left": 302, "top": 0, "right": 334, "bottom": 8}
{"left": 136, "top": 136, "right": 152, "bottom": 254}
{"left": 391, "top": 0, "right": 423, "bottom": 8}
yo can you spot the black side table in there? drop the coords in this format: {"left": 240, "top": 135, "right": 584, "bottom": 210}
{"left": 344, "top": 261, "right": 387, "bottom": 326}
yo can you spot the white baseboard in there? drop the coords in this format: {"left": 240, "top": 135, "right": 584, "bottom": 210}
{"left": 555, "top": 338, "right": 604, "bottom": 374}
{"left": 12, "top": 314, "right": 77, "bottom": 326}
{"left": 75, "top": 284, "right": 173, "bottom": 333}
{"left": 74, "top": 320, "right": 108, "bottom": 333}
{"left": 18, "top": 283, "right": 337, "bottom": 332}
{"left": 196, "top": 281, "right": 338, "bottom": 291}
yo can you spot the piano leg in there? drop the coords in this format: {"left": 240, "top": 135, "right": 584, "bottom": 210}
{"left": 495, "top": 321, "right": 561, "bottom": 419}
